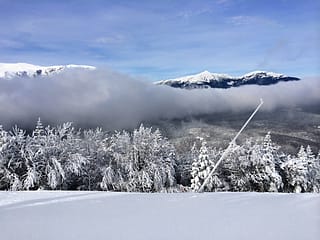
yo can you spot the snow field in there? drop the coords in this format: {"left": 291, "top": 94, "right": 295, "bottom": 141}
{"left": 0, "top": 191, "right": 319, "bottom": 240}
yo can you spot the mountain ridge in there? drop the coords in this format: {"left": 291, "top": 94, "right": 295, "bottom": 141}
{"left": 0, "top": 63, "right": 96, "bottom": 79}
{"left": 156, "top": 70, "right": 300, "bottom": 89}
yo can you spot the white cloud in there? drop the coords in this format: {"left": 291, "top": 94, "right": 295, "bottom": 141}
{"left": 0, "top": 69, "right": 318, "bottom": 130}
{"left": 228, "top": 15, "right": 279, "bottom": 27}
{"left": 177, "top": 8, "right": 213, "bottom": 19}
{"left": 95, "top": 35, "right": 125, "bottom": 44}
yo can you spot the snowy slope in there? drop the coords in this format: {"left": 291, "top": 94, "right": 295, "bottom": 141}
{"left": 0, "top": 191, "right": 319, "bottom": 240}
{"left": 160, "top": 70, "right": 235, "bottom": 84}
{"left": 156, "top": 70, "right": 300, "bottom": 89}
{"left": 0, "top": 63, "right": 96, "bottom": 79}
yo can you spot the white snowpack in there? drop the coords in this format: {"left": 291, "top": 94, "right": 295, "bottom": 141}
{"left": 156, "top": 70, "right": 235, "bottom": 85}
{"left": 0, "top": 63, "right": 96, "bottom": 79}
{"left": 0, "top": 191, "right": 319, "bottom": 240}
{"left": 156, "top": 70, "right": 288, "bottom": 85}
{"left": 242, "top": 70, "right": 285, "bottom": 78}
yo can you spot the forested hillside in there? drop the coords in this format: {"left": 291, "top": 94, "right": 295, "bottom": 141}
{"left": 1, "top": 119, "right": 319, "bottom": 192}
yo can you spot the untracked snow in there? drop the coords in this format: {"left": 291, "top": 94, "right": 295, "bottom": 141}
{"left": 0, "top": 191, "right": 319, "bottom": 240}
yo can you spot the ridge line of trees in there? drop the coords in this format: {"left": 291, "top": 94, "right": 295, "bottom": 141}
{"left": 0, "top": 119, "right": 319, "bottom": 192}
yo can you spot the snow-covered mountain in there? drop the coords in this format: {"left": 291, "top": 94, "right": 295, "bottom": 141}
{"left": 156, "top": 70, "right": 300, "bottom": 89}
{"left": 0, "top": 63, "right": 96, "bottom": 79}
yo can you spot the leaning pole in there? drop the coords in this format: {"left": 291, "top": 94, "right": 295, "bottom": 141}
{"left": 198, "top": 98, "right": 264, "bottom": 193}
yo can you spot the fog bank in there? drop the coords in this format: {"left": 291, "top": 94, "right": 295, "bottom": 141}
{"left": 0, "top": 69, "right": 319, "bottom": 130}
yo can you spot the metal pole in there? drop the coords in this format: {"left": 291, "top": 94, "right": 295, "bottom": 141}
{"left": 198, "top": 99, "right": 264, "bottom": 193}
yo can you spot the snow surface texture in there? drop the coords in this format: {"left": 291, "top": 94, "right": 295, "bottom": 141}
{"left": 0, "top": 191, "right": 319, "bottom": 240}
{"left": 156, "top": 70, "right": 300, "bottom": 89}
{"left": 0, "top": 63, "right": 96, "bottom": 79}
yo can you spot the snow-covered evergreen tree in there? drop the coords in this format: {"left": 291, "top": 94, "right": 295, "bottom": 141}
{"left": 100, "top": 124, "right": 176, "bottom": 192}
{"left": 221, "top": 142, "right": 249, "bottom": 191}
{"left": 0, "top": 126, "right": 10, "bottom": 189}
{"left": 21, "top": 120, "right": 88, "bottom": 190}
{"left": 190, "top": 140, "right": 221, "bottom": 191}
{"left": 1, "top": 118, "right": 318, "bottom": 193}
{"left": 79, "top": 128, "right": 109, "bottom": 190}
{"left": 174, "top": 138, "right": 200, "bottom": 186}
{"left": 305, "top": 146, "right": 320, "bottom": 192}
{"left": 0, "top": 126, "right": 27, "bottom": 190}
{"left": 243, "top": 133, "right": 282, "bottom": 192}
{"left": 281, "top": 146, "right": 309, "bottom": 193}
{"left": 294, "top": 145, "right": 313, "bottom": 192}
{"left": 216, "top": 133, "right": 282, "bottom": 192}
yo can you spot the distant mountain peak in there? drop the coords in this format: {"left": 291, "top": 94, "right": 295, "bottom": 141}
{"left": 156, "top": 70, "right": 300, "bottom": 89}
{"left": 0, "top": 63, "right": 96, "bottom": 79}
{"left": 198, "top": 70, "right": 212, "bottom": 78}
{"left": 242, "top": 70, "right": 285, "bottom": 79}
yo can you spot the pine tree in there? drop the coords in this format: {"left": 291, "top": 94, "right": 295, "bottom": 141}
{"left": 3, "top": 126, "right": 27, "bottom": 190}
{"left": 306, "top": 145, "right": 315, "bottom": 161}
{"left": 281, "top": 146, "right": 309, "bottom": 193}
{"left": 242, "top": 133, "right": 282, "bottom": 192}
{"left": 221, "top": 143, "right": 249, "bottom": 191}
{"left": 175, "top": 139, "right": 200, "bottom": 186}
{"left": 190, "top": 140, "right": 219, "bottom": 191}
{"left": 33, "top": 118, "right": 44, "bottom": 138}
{"left": 305, "top": 146, "right": 320, "bottom": 192}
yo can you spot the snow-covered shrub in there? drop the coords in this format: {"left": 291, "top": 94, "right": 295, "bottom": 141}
{"left": 243, "top": 133, "right": 283, "bottom": 192}
{"left": 1, "top": 118, "right": 319, "bottom": 193}
{"left": 281, "top": 145, "right": 320, "bottom": 193}
{"left": 191, "top": 133, "right": 283, "bottom": 192}
{"left": 100, "top": 124, "right": 176, "bottom": 192}
{"left": 0, "top": 126, "right": 27, "bottom": 190}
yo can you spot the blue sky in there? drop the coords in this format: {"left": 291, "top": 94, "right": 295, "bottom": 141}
{"left": 0, "top": 0, "right": 319, "bottom": 80}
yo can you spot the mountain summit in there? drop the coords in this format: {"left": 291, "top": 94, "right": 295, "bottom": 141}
{"left": 0, "top": 63, "right": 96, "bottom": 79}
{"left": 156, "top": 70, "right": 300, "bottom": 89}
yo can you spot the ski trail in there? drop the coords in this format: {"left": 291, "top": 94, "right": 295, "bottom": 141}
{"left": 0, "top": 191, "right": 126, "bottom": 211}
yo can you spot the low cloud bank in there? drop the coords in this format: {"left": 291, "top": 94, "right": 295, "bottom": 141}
{"left": 0, "top": 69, "right": 319, "bottom": 130}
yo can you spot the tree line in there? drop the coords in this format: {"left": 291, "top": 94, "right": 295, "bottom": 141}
{"left": 0, "top": 119, "right": 319, "bottom": 192}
